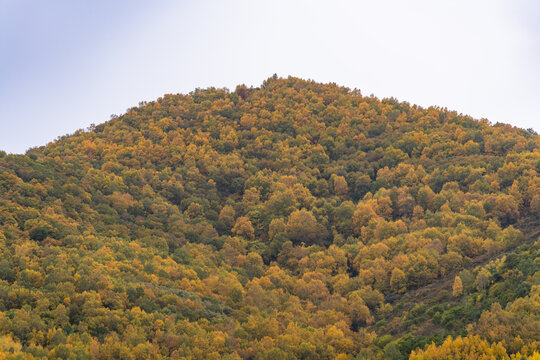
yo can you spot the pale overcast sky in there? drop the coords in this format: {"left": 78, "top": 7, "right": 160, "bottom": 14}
{"left": 1, "top": 0, "right": 539, "bottom": 154}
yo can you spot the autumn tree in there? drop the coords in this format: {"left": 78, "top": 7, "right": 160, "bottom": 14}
{"left": 232, "top": 217, "right": 255, "bottom": 240}
{"left": 452, "top": 276, "right": 463, "bottom": 297}
{"left": 410, "top": 336, "right": 509, "bottom": 359}
{"left": 218, "top": 205, "right": 236, "bottom": 230}
{"left": 390, "top": 268, "right": 406, "bottom": 293}
{"left": 286, "top": 209, "right": 327, "bottom": 245}
{"left": 352, "top": 202, "right": 378, "bottom": 235}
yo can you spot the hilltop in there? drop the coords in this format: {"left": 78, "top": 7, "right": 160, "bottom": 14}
{"left": 0, "top": 76, "right": 538, "bottom": 359}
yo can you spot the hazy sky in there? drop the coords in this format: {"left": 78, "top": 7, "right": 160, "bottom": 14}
{"left": 1, "top": 0, "right": 539, "bottom": 154}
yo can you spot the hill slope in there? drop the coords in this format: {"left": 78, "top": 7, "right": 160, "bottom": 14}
{"left": 0, "top": 76, "right": 538, "bottom": 359}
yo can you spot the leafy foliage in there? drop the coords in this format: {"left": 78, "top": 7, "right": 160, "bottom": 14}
{"left": 0, "top": 76, "right": 538, "bottom": 358}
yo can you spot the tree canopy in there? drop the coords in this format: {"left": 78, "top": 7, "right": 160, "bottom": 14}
{"left": 0, "top": 76, "right": 538, "bottom": 358}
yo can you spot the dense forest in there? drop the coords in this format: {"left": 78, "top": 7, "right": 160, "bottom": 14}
{"left": 0, "top": 76, "right": 538, "bottom": 359}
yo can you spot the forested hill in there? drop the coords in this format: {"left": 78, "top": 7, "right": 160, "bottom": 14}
{"left": 0, "top": 76, "right": 538, "bottom": 359}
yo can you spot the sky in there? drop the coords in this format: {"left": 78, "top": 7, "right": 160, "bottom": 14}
{"left": 1, "top": 0, "right": 539, "bottom": 154}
